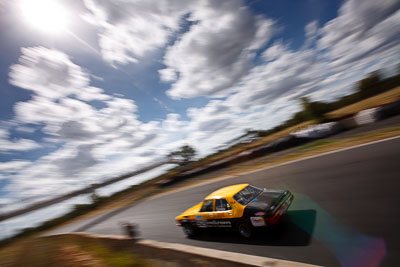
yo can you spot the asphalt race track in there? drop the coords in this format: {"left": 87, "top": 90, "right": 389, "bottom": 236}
{"left": 50, "top": 136, "right": 400, "bottom": 266}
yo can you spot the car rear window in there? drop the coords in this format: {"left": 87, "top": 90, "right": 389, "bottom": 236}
{"left": 215, "top": 199, "right": 232, "bottom": 211}
{"left": 233, "top": 185, "right": 263, "bottom": 205}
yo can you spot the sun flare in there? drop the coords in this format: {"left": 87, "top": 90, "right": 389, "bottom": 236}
{"left": 19, "top": 0, "right": 69, "bottom": 34}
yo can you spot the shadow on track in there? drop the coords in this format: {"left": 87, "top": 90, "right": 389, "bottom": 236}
{"left": 191, "top": 209, "right": 316, "bottom": 246}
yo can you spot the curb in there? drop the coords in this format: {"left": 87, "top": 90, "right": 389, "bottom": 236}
{"left": 139, "top": 239, "right": 321, "bottom": 267}
{"left": 53, "top": 232, "right": 322, "bottom": 267}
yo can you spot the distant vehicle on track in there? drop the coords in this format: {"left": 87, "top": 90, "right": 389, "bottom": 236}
{"left": 175, "top": 184, "right": 293, "bottom": 238}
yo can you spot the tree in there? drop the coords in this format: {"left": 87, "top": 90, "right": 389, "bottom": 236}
{"left": 357, "top": 71, "right": 382, "bottom": 97}
{"left": 299, "top": 97, "right": 328, "bottom": 122}
{"left": 90, "top": 192, "right": 102, "bottom": 206}
{"left": 169, "top": 145, "right": 196, "bottom": 165}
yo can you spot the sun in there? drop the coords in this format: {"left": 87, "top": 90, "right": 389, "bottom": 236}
{"left": 19, "top": 0, "right": 69, "bottom": 34}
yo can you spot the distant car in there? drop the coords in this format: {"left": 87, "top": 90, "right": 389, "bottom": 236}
{"left": 175, "top": 184, "right": 293, "bottom": 238}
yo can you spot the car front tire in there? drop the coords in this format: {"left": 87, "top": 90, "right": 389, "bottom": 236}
{"left": 182, "top": 223, "right": 197, "bottom": 238}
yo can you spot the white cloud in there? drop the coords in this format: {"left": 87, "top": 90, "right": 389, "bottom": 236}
{"left": 0, "top": 128, "right": 41, "bottom": 152}
{"left": 84, "top": 0, "right": 275, "bottom": 99}
{"left": 0, "top": 128, "right": 7, "bottom": 139}
{"left": 76, "top": 86, "right": 111, "bottom": 101}
{"left": 305, "top": 20, "right": 318, "bottom": 40}
{"left": 14, "top": 126, "right": 36, "bottom": 134}
{"left": 0, "top": 161, "right": 31, "bottom": 172}
{"left": 158, "top": 68, "right": 177, "bottom": 82}
{"left": 162, "top": 1, "right": 275, "bottom": 98}
{"left": 0, "top": 138, "right": 41, "bottom": 152}
{"left": 83, "top": 0, "right": 191, "bottom": 64}
{"left": 227, "top": 44, "right": 325, "bottom": 112}
{"left": 56, "top": 121, "right": 99, "bottom": 142}
{"left": 318, "top": 0, "right": 400, "bottom": 72}
{"left": 9, "top": 47, "right": 89, "bottom": 99}
{"left": 2, "top": 47, "right": 179, "bottom": 215}
{"left": 54, "top": 144, "right": 100, "bottom": 176}
{"left": 182, "top": 95, "right": 301, "bottom": 155}
{"left": 161, "top": 113, "right": 187, "bottom": 132}
{"left": 304, "top": 20, "right": 319, "bottom": 47}
{"left": 14, "top": 96, "right": 97, "bottom": 125}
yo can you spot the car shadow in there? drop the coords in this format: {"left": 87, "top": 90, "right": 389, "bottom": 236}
{"left": 191, "top": 209, "right": 316, "bottom": 246}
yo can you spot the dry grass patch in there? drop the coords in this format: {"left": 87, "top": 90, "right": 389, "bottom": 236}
{"left": 328, "top": 86, "right": 400, "bottom": 118}
{"left": 0, "top": 236, "right": 147, "bottom": 267}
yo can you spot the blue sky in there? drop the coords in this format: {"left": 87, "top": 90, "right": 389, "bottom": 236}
{"left": 0, "top": 0, "right": 399, "bottom": 238}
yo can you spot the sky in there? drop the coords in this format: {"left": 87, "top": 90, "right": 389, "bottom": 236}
{"left": 0, "top": 0, "right": 399, "bottom": 238}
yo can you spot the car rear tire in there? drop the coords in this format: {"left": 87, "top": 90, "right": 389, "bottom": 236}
{"left": 238, "top": 222, "right": 253, "bottom": 239}
{"left": 182, "top": 223, "right": 197, "bottom": 238}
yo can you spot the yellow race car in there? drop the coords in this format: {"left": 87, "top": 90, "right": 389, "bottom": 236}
{"left": 175, "top": 184, "right": 293, "bottom": 238}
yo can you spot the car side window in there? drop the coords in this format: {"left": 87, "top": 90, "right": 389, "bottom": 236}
{"left": 215, "top": 199, "right": 232, "bottom": 211}
{"left": 200, "top": 199, "right": 214, "bottom": 212}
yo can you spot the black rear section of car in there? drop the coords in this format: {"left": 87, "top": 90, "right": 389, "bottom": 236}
{"left": 243, "top": 189, "right": 291, "bottom": 218}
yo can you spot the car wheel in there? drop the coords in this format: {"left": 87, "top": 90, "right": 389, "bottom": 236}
{"left": 182, "top": 223, "right": 196, "bottom": 238}
{"left": 238, "top": 222, "right": 253, "bottom": 239}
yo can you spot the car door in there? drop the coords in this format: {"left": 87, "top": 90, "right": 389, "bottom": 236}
{"left": 209, "top": 198, "right": 234, "bottom": 228}
{"left": 195, "top": 199, "right": 214, "bottom": 228}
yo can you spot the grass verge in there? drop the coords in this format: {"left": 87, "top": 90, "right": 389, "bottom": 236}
{"left": 0, "top": 235, "right": 147, "bottom": 267}
{"left": 328, "top": 86, "right": 400, "bottom": 118}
